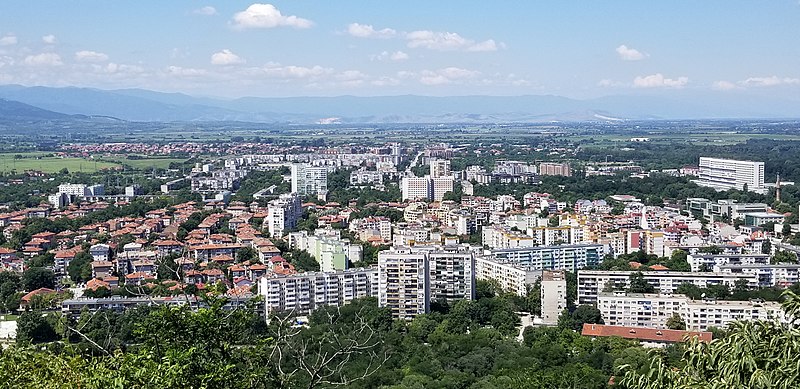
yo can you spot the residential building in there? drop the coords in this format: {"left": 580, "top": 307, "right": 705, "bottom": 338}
{"left": 582, "top": 324, "right": 712, "bottom": 348}
{"left": 378, "top": 245, "right": 476, "bottom": 320}
{"left": 538, "top": 162, "right": 572, "bottom": 177}
{"left": 401, "top": 175, "right": 455, "bottom": 202}
{"left": 577, "top": 270, "right": 758, "bottom": 305}
{"left": 541, "top": 270, "right": 567, "bottom": 325}
{"left": 288, "top": 230, "right": 362, "bottom": 272}
{"left": 490, "top": 243, "right": 605, "bottom": 272}
{"left": 429, "top": 159, "right": 451, "bottom": 178}
{"left": 258, "top": 268, "right": 378, "bottom": 316}
{"left": 475, "top": 256, "right": 541, "bottom": 296}
{"left": 291, "top": 164, "right": 328, "bottom": 196}
{"left": 265, "top": 193, "right": 302, "bottom": 238}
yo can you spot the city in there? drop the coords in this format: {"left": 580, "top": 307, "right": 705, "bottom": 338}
{"left": 0, "top": 1, "right": 799, "bottom": 388}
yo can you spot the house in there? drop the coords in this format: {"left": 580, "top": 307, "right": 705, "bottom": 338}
{"left": 91, "top": 261, "right": 114, "bottom": 279}
{"left": 202, "top": 268, "right": 226, "bottom": 284}
{"left": 153, "top": 240, "right": 184, "bottom": 258}
{"left": 86, "top": 278, "right": 111, "bottom": 291}
{"left": 89, "top": 244, "right": 111, "bottom": 261}
{"left": 20, "top": 288, "right": 57, "bottom": 309}
{"left": 125, "top": 271, "right": 156, "bottom": 286}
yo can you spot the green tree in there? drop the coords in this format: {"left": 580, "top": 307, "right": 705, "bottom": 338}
{"left": 67, "top": 251, "right": 93, "bottom": 283}
{"left": 666, "top": 313, "right": 686, "bottom": 330}
{"left": 558, "top": 305, "right": 603, "bottom": 331}
{"left": 627, "top": 271, "right": 655, "bottom": 294}
{"left": 16, "top": 310, "right": 58, "bottom": 344}
{"left": 21, "top": 267, "right": 56, "bottom": 291}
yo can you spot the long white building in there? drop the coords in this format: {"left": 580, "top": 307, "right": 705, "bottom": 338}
{"left": 599, "top": 291, "right": 786, "bottom": 331}
{"left": 265, "top": 193, "right": 302, "bottom": 238}
{"left": 258, "top": 268, "right": 378, "bottom": 316}
{"left": 475, "top": 256, "right": 541, "bottom": 296}
{"left": 697, "top": 157, "right": 765, "bottom": 193}
{"left": 490, "top": 244, "right": 605, "bottom": 272}
{"left": 577, "top": 270, "right": 758, "bottom": 305}
{"left": 291, "top": 163, "right": 328, "bottom": 196}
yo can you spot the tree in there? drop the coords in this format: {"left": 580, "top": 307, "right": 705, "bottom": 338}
{"left": 772, "top": 250, "right": 798, "bottom": 264}
{"left": 627, "top": 271, "right": 655, "bottom": 294}
{"left": 236, "top": 246, "right": 258, "bottom": 263}
{"left": 665, "top": 313, "right": 686, "bottom": 330}
{"left": 16, "top": 310, "right": 59, "bottom": 344}
{"left": 558, "top": 305, "right": 603, "bottom": 331}
{"left": 67, "top": 251, "right": 93, "bottom": 283}
{"left": 22, "top": 267, "right": 55, "bottom": 291}
{"left": 762, "top": 239, "right": 772, "bottom": 254}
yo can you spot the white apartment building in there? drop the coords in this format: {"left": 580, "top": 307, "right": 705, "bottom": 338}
{"left": 265, "top": 193, "right": 302, "bottom": 238}
{"left": 429, "top": 159, "right": 451, "bottom": 178}
{"left": 577, "top": 270, "right": 758, "bottom": 305}
{"left": 349, "top": 216, "right": 392, "bottom": 242}
{"left": 291, "top": 164, "right": 328, "bottom": 196}
{"left": 599, "top": 291, "right": 786, "bottom": 331}
{"left": 490, "top": 244, "right": 605, "bottom": 272}
{"left": 401, "top": 175, "right": 454, "bottom": 202}
{"left": 482, "top": 225, "right": 534, "bottom": 249}
{"left": 717, "top": 263, "right": 800, "bottom": 288}
{"left": 350, "top": 169, "right": 383, "bottom": 186}
{"left": 541, "top": 270, "right": 567, "bottom": 325}
{"left": 475, "top": 256, "right": 541, "bottom": 296}
{"left": 697, "top": 157, "right": 765, "bottom": 193}
{"left": 687, "top": 253, "right": 770, "bottom": 272}
{"left": 288, "top": 230, "right": 361, "bottom": 272}
{"left": 378, "top": 245, "right": 476, "bottom": 320}
{"left": 57, "top": 183, "right": 105, "bottom": 197}
{"left": 258, "top": 268, "right": 378, "bottom": 316}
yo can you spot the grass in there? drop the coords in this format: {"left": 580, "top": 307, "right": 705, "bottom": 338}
{"left": 0, "top": 314, "right": 18, "bottom": 321}
{"left": 100, "top": 156, "right": 189, "bottom": 170}
{"left": 0, "top": 153, "right": 120, "bottom": 173}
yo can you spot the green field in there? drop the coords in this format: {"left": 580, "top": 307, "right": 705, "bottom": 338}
{"left": 100, "top": 156, "right": 189, "bottom": 170}
{"left": 0, "top": 153, "right": 120, "bottom": 173}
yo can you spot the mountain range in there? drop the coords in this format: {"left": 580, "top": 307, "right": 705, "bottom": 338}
{"left": 0, "top": 84, "right": 798, "bottom": 124}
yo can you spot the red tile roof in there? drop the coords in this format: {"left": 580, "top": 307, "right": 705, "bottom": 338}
{"left": 581, "top": 324, "right": 712, "bottom": 344}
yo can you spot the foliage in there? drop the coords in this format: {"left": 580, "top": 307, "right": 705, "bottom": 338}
{"left": 666, "top": 313, "right": 686, "bottom": 330}
{"left": 558, "top": 305, "right": 604, "bottom": 331}
{"left": 22, "top": 267, "right": 56, "bottom": 291}
{"left": 67, "top": 251, "right": 93, "bottom": 283}
{"left": 627, "top": 272, "right": 655, "bottom": 294}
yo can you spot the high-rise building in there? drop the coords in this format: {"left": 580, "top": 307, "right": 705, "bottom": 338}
{"left": 538, "top": 162, "right": 572, "bottom": 177}
{"left": 697, "top": 157, "right": 765, "bottom": 193}
{"left": 541, "top": 270, "right": 567, "bottom": 325}
{"left": 378, "top": 245, "right": 476, "bottom": 320}
{"left": 401, "top": 175, "right": 455, "bottom": 202}
{"left": 429, "top": 159, "right": 451, "bottom": 178}
{"left": 291, "top": 164, "right": 328, "bottom": 196}
{"left": 265, "top": 193, "right": 302, "bottom": 238}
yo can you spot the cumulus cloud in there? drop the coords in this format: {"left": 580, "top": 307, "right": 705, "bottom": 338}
{"left": 633, "top": 73, "right": 688, "bottom": 88}
{"left": 193, "top": 6, "right": 217, "bottom": 15}
{"left": 390, "top": 51, "right": 409, "bottom": 61}
{"left": 75, "top": 50, "right": 109, "bottom": 63}
{"left": 42, "top": 34, "right": 56, "bottom": 44}
{"left": 711, "top": 80, "right": 738, "bottom": 91}
{"left": 232, "top": 4, "right": 313, "bottom": 29}
{"left": 24, "top": 53, "right": 63, "bottom": 66}
{"left": 406, "top": 30, "right": 499, "bottom": 52}
{"left": 211, "top": 49, "right": 245, "bottom": 65}
{"left": 347, "top": 23, "right": 396, "bottom": 38}
{"left": 0, "top": 34, "right": 17, "bottom": 46}
{"left": 616, "top": 44, "right": 646, "bottom": 61}
{"left": 597, "top": 79, "right": 619, "bottom": 87}
{"left": 739, "top": 76, "right": 800, "bottom": 87}
{"left": 258, "top": 63, "right": 332, "bottom": 78}
{"left": 371, "top": 76, "right": 400, "bottom": 86}
{"left": 419, "top": 67, "right": 480, "bottom": 85}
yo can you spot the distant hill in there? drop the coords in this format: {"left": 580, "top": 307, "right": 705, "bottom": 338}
{"left": 0, "top": 84, "right": 798, "bottom": 123}
{"left": 0, "top": 98, "right": 74, "bottom": 121}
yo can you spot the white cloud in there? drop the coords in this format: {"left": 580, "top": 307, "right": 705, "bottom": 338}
{"left": 390, "top": 51, "right": 409, "bottom": 61}
{"left": 42, "top": 35, "right": 56, "bottom": 44}
{"left": 419, "top": 67, "right": 480, "bottom": 85}
{"left": 597, "top": 79, "right": 619, "bottom": 87}
{"left": 167, "top": 66, "right": 207, "bottom": 77}
{"left": 75, "top": 50, "right": 109, "bottom": 63}
{"left": 406, "top": 30, "right": 499, "bottom": 52}
{"left": 712, "top": 80, "right": 738, "bottom": 91}
{"left": 211, "top": 49, "right": 245, "bottom": 65}
{"left": 0, "top": 34, "right": 17, "bottom": 46}
{"left": 739, "top": 76, "right": 800, "bottom": 87}
{"left": 24, "top": 53, "right": 63, "bottom": 66}
{"left": 232, "top": 3, "right": 313, "bottom": 29}
{"left": 346, "top": 23, "right": 396, "bottom": 38}
{"left": 633, "top": 73, "right": 688, "bottom": 88}
{"left": 257, "top": 63, "right": 332, "bottom": 79}
{"left": 371, "top": 76, "right": 400, "bottom": 86}
{"left": 193, "top": 6, "right": 217, "bottom": 16}
{"left": 616, "top": 44, "right": 646, "bottom": 61}
{"left": 372, "top": 50, "right": 409, "bottom": 62}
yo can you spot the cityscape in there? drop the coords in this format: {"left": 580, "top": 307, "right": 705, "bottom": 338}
{"left": 0, "top": 1, "right": 799, "bottom": 388}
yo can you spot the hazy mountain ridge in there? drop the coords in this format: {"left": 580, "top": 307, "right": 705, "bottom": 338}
{"left": 0, "top": 84, "right": 797, "bottom": 124}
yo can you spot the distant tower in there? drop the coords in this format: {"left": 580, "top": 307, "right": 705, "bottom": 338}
{"left": 776, "top": 174, "right": 782, "bottom": 203}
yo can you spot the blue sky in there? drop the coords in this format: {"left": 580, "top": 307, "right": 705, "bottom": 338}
{"left": 0, "top": 1, "right": 798, "bottom": 98}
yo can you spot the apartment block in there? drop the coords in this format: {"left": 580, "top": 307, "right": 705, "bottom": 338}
{"left": 265, "top": 193, "right": 302, "bottom": 238}
{"left": 696, "top": 157, "right": 765, "bottom": 193}
{"left": 577, "top": 270, "right": 758, "bottom": 305}
{"left": 291, "top": 164, "right": 328, "bottom": 196}
{"left": 490, "top": 243, "right": 604, "bottom": 272}
{"left": 258, "top": 268, "right": 378, "bottom": 316}
{"left": 475, "top": 256, "right": 541, "bottom": 296}
{"left": 541, "top": 270, "right": 567, "bottom": 325}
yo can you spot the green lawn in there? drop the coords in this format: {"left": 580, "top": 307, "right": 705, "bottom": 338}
{"left": 0, "top": 153, "right": 120, "bottom": 173}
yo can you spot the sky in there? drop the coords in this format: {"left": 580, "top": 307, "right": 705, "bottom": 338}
{"left": 0, "top": 1, "right": 799, "bottom": 99}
